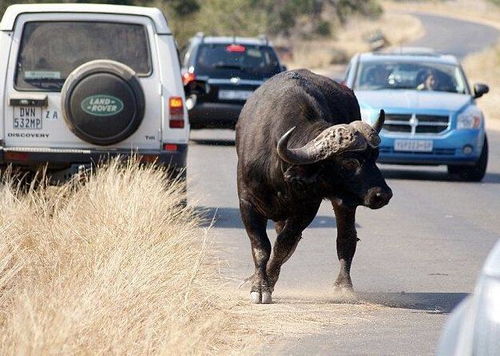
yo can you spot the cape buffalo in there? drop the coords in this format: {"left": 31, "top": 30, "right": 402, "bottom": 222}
{"left": 236, "top": 69, "right": 392, "bottom": 304}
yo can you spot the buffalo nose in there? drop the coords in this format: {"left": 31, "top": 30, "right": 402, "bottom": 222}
{"left": 365, "top": 187, "right": 392, "bottom": 209}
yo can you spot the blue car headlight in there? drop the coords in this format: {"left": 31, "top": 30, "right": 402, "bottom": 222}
{"left": 457, "top": 106, "right": 483, "bottom": 129}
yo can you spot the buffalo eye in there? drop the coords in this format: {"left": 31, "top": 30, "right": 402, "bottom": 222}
{"left": 341, "top": 158, "right": 360, "bottom": 171}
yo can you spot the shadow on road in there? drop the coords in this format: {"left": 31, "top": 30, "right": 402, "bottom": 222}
{"left": 195, "top": 206, "right": 340, "bottom": 229}
{"left": 482, "top": 173, "right": 500, "bottom": 184}
{"left": 190, "top": 138, "right": 235, "bottom": 146}
{"left": 275, "top": 291, "right": 468, "bottom": 314}
{"left": 357, "top": 291, "right": 468, "bottom": 314}
{"left": 382, "top": 168, "right": 500, "bottom": 184}
{"left": 382, "top": 168, "right": 451, "bottom": 181}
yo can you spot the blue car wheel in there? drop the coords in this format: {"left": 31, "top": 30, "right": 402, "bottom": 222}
{"left": 448, "top": 135, "right": 488, "bottom": 182}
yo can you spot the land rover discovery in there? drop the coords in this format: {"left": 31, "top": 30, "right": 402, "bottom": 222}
{"left": 0, "top": 4, "right": 189, "bottom": 180}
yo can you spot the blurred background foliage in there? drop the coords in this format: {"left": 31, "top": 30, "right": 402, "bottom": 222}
{"left": 0, "top": 0, "right": 383, "bottom": 44}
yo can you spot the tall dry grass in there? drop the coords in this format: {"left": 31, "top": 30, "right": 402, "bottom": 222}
{"left": 0, "top": 160, "right": 247, "bottom": 355}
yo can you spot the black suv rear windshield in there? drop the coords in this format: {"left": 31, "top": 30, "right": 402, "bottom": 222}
{"left": 194, "top": 43, "right": 281, "bottom": 79}
{"left": 16, "top": 21, "right": 151, "bottom": 91}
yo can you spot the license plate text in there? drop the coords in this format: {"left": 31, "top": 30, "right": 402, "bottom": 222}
{"left": 394, "top": 139, "right": 433, "bottom": 152}
{"left": 13, "top": 107, "right": 42, "bottom": 130}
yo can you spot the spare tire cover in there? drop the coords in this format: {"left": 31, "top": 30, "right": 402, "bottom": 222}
{"left": 61, "top": 60, "right": 145, "bottom": 146}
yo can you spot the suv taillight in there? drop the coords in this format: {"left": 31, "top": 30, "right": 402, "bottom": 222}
{"left": 169, "top": 96, "right": 185, "bottom": 129}
{"left": 182, "top": 72, "right": 196, "bottom": 86}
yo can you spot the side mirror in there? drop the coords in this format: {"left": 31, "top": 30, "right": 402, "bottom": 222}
{"left": 473, "top": 83, "right": 489, "bottom": 98}
{"left": 281, "top": 65, "right": 287, "bottom": 72}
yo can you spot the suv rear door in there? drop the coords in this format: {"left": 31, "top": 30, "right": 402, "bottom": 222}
{"left": 191, "top": 43, "right": 282, "bottom": 104}
{"left": 4, "top": 13, "right": 162, "bottom": 150}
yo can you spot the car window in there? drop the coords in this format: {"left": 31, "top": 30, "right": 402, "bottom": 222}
{"left": 194, "top": 43, "right": 281, "bottom": 78}
{"left": 15, "top": 21, "right": 151, "bottom": 91}
{"left": 354, "top": 60, "right": 469, "bottom": 94}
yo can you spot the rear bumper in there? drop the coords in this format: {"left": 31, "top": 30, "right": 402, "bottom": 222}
{"left": 378, "top": 129, "right": 485, "bottom": 166}
{"left": 0, "top": 145, "right": 188, "bottom": 171}
{"left": 188, "top": 102, "right": 243, "bottom": 129}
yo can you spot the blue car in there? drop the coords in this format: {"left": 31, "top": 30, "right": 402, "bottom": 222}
{"left": 343, "top": 48, "right": 489, "bottom": 181}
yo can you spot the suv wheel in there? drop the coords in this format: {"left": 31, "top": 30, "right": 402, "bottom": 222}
{"left": 448, "top": 136, "right": 488, "bottom": 182}
{"left": 61, "top": 60, "right": 145, "bottom": 146}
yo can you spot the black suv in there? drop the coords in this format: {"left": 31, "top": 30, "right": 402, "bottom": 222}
{"left": 181, "top": 34, "right": 285, "bottom": 129}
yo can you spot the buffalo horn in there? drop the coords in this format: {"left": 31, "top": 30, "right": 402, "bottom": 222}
{"left": 373, "top": 109, "right": 385, "bottom": 133}
{"left": 277, "top": 127, "right": 322, "bottom": 165}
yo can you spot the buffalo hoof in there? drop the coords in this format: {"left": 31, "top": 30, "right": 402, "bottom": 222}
{"left": 333, "top": 284, "right": 353, "bottom": 293}
{"left": 332, "top": 285, "right": 357, "bottom": 303}
{"left": 250, "top": 292, "right": 261, "bottom": 304}
{"left": 250, "top": 291, "right": 273, "bottom": 304}
{"left": 262, "top": 291, "right": 272, "bottom": 304}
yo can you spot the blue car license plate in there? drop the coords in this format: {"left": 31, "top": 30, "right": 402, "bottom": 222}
{"left": 394, "top": 139, "right": 433, "bottom": 152}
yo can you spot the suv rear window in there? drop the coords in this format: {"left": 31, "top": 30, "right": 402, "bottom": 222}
{"left": 15, "top": 21, "right": 151, "bottom": 91}
{"left": 194, "top": 43, "right": 281, "bottom": 78}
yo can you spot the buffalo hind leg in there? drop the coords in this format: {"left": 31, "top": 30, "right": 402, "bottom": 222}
{"left": 267, "top": 210, "right": 318, "bottom": 292}
{"left": 239, "top": 199, "right": 272, "bottom": 304}
{"left": 332, "top": 201, "right": 358, "bottom": 292}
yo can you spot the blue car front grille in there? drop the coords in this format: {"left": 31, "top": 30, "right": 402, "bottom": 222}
{"left": 384, "top": 113, "right": 450, "bottom": 135}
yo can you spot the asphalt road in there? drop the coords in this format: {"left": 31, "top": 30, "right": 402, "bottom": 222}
{"left": 186, "top": 13, "right": 500, "bottom": 355}
{"left": 409, "top": 12, "right": 499, "bottom": 59}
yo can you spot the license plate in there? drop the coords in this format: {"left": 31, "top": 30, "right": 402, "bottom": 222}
{"left": 13, "top": 107, "right": 42, "bottom": 130}
{"left": 394, "top": 139, "right": 433, "bottom": 152}
{"left": 218, "top": 90, "right": 253, "bottom": 100}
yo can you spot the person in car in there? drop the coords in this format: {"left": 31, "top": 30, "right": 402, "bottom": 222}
{"left": 417, "top": 69, "right": 439, "bottom": 91}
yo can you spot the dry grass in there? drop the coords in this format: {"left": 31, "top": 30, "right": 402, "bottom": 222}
{"left": 0, "top": 160, "right": 252, "bottom": 355}
{"left": 285, "top": 12, "right": 423, "bottom": 72}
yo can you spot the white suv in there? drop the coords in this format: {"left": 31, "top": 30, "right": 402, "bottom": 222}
{"left": 0, "top": 4, "right": 189, "bottom": 179}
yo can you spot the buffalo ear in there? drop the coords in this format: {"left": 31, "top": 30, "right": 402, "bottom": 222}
{"left": 283, "top": 165, "right": 319, "bottom": 186}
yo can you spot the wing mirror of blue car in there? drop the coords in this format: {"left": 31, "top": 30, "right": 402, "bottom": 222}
{"left": 281, "top": 65, "right": 288, "bottom": 72}
{"left": 473, "top": 83, "right": 489, "bottom": 98}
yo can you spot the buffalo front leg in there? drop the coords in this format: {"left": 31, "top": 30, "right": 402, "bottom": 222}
{"left": 239, "top": 199, "right": 272, "bottom": 304}
{"left": 267, "top": 209, "right": 318, "bottom": 292}
{"left": 332, "top": 201, "right": 358, "bottom": 291}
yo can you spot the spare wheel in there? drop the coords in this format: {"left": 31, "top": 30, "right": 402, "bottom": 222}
{"left": 61, "top": 60, "right": 145, "bottom": 146}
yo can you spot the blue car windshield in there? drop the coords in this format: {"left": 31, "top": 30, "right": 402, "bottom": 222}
{"left": 354, "top": 60, "right": 469, "bottom": 94}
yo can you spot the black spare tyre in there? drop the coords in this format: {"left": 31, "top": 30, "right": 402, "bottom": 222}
{"left": 61, "top": 60, "right": 145, "bottom": 146}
